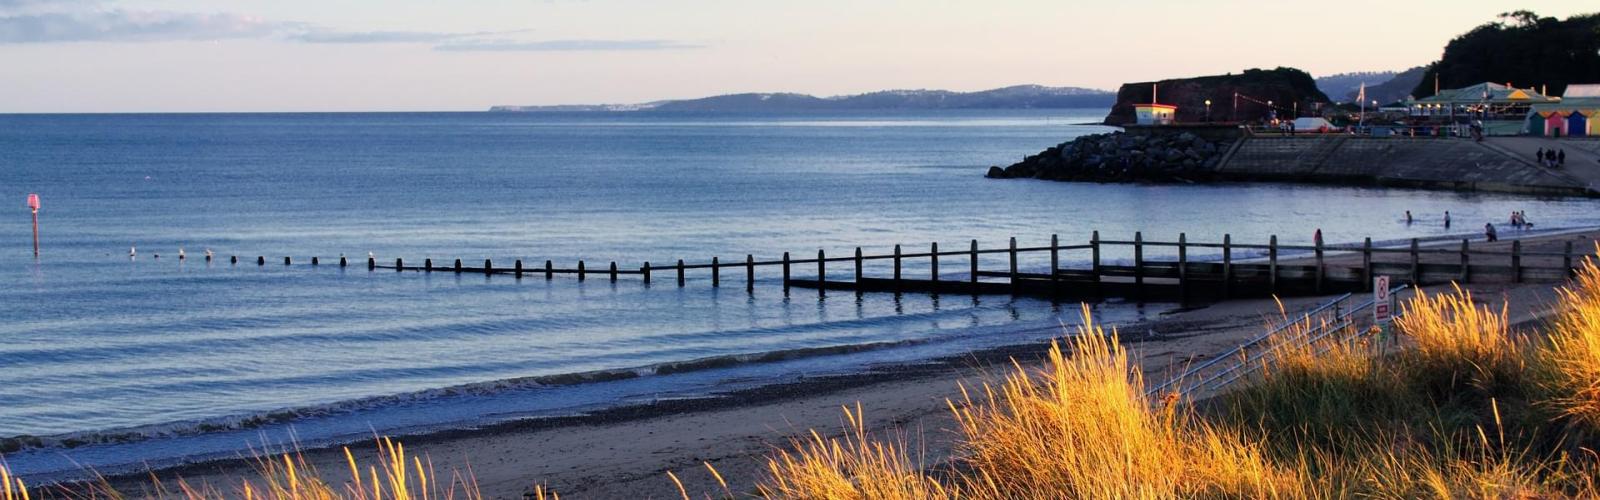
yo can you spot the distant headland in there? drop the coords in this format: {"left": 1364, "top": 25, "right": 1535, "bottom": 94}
{"left": 488, "top": 85, "right": 1116, "bottom": 112}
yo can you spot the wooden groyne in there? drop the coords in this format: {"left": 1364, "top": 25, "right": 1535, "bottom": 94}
{"left": 225, "top": 231, "right": 1591, "bottom": 304}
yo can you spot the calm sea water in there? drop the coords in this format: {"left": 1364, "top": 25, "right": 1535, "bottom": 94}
{"left": 3, "top": 110, "right": 1598, "bottom": 478}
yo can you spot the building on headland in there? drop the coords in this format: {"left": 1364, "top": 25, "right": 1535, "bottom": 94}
{"left": 1132, "top": 84, "right": 1177, "bottom": 125}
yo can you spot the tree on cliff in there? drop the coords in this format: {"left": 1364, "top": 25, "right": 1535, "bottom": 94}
{"left": 1104, "top": 67, "right": 1329, "bottom": 125}
{"left": 1413, "top": 11, "right": 1600, "bottom": 98}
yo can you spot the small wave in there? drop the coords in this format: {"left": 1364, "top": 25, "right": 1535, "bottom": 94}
{"left": 0, "top": 337, "right": 930, "bottom": 454}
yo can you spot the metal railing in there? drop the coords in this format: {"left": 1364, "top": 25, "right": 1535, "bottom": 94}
{"left": 1147, "top": 284, "right": 1408, "bottom": 398}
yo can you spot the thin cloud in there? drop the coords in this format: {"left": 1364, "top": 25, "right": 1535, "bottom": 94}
{"left": 0, "top": 7, "right": 698, "bottom": 52}
{"left": 290, "top": 30, "right": 461, "bottom": 44}
{"left": 434, "top": 39, "right": 702, "bottom": 52}
{"left": 0, "top": 10, "right": 287, "bottom": 43}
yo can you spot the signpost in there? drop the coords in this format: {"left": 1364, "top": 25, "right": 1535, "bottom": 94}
{"left": 27, "top": 193, "right": 40, "bottom": 257}
{"left": 1373, "top": 276, "right": 1391, "bottom": 324}
{"left": 1373, "top": 276, "right": 1393, "bottom": 354}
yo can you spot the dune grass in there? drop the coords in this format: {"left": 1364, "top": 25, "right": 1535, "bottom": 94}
{"left": 11, "top": 260, "right": 1600, "bottom": 499}
{"left": 757, "top": 259, "right": 1600, "bottom": 498}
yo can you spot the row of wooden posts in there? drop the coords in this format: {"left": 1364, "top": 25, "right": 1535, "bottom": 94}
{"left": 222, "top": 231, "right": 1586, "bottom": 301}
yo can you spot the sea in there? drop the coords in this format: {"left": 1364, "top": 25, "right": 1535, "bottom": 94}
{"left": 3, "top": 109, "right": 1598, "bottom": 480}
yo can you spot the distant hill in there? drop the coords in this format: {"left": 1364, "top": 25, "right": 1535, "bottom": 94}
{"left": 1414, "top": 10, "right": 1600, "bottom": 98}
{"left": 1104, "top": 67, "right": 1329, "bottom": 125}
{"left": 489, "top": 85, "right": 1116, "bottom": 112}
{"left": 1362, "top": 66, "right": 1426, "bottom": 104}
{"left": 1316, "top": 71, "right": 1397, "bottom": 102}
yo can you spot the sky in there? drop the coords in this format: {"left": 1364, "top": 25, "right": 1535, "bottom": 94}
{"left": 0, "top": 0, "right": 1595, "bottom": 112}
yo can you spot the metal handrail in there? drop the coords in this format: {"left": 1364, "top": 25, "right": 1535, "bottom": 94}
{"left": 1144, "top": 292, "right": 1352, "bottom": 397}
{"left": 1203, "top": 285, "right": 1407, "bottom": 393}
{"left": 1149, "top": 284, "right": 1408, "bottom": 398}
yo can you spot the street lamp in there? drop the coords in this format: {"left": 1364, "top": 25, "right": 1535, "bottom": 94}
{"left": 1204, "top": 99, "right": 1212, "bottom": 122}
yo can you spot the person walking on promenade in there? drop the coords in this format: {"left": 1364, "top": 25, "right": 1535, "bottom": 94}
{"left": 1485, "top": 222, "right": 1498, "bottom": 242}
{"left": 1537, "top": 148, "right": 1544, "bottom": 163}
{"left": 1559, "top": 149, "right": 1566, "bottom": 166}
{"left": 1445, "top": 211, "right": 1452, "bottom": 229}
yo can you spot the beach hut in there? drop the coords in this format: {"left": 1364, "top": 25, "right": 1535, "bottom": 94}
{"left": 1569, "top": 111, "right": 1590, "bottom": 137}
{"left": 1544, "top": 111, "right": 1567, "bottom": 137}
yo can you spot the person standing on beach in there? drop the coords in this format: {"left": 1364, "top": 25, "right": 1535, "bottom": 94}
{"left": 1485, "top": 222, "right": 1498, "bottom": 242}
{"left": 1314, "top": 228, "right": 1322, "bottom": 245}
{"left": 1405, "top": 210, "right": 1413, "bottom": 225}
{"left": 1445, "top": 211, "right": 1451, "bottom": 228}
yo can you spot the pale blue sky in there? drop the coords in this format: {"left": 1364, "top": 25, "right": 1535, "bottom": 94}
{"left": 0, "top": 0, "right": 1594, "bottom": 112}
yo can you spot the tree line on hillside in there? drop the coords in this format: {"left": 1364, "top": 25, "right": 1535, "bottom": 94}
{"left": 1416, "top": 10, "right": 1600, "bottom": 98}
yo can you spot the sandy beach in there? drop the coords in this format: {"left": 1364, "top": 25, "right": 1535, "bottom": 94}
{"left": 102, "top": 230, "right": 1597, "bottom": 499}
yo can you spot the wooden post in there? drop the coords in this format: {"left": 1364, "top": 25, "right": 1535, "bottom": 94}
{"left": 782, "top": 252, "right": 791, "bottom": 291}
{"left": 425, "top": 258, "right": 433, "bottom": 272}
{"left": 1409, "top": 238, "right": 1420, "bottom": 285}
{"left": 854, "top": 247, "right": 864, "bottom": 283}
{"left": 1361, "top": 237, "right": 1372, "bottom": 291}
{"left": 454, "top": 258, "right": 462, "bottom": 273}
{"left": 930, "top": 242, "right": 939, "bottom": 283}
{"left": 1133, "top": 232, "right": 1145, "bottom": 292}
{"left": 485, "top": 259, "right": 493, "bottom": 275}
{"left": 677, "top": 259, "right": 686, "bottom": 287}
{"left": 610, "top": 261, "right": 619, "bottom": 282}
{"left": 1091, "top": 231, "right": 1103, "bottom": 297}
{"left": 1049, "top": 234, "right": 1060, "bottom": 291}
{"left": 1222, "top": 234, "right": 1233, "bottom": 299}
{"left": 969, "top": 239, "right": 979, "bottom": 285}
{"left": 893, "top": 244, "right": 903, "bottom": 285}
{"left": 1177, "top": 233, "right": 1188, "bottom": 302}
{"left": 1565, "top": 241, "right": 1575, "bottom": 277}
{"left": 578, "top": 260, "right": 586, "bottom": 282}
{"left": 545, "top": 260, "right": 553, "bottom": 280}
{"left": 1007, "top": 237, "right": 1018, "bottom": 292}
{"left": 746, "top": 254, "right": 755, "bottom": 292}
{"left": 284, "top": 256, "right": 291, "bottom": 266}
{"left": 1268, "top": 235, "right": 1278, "bottom": 293}
{"left": 1314, "top": 235, "right": 1325, "bottom": 293}
{"left": 515, "top": 259, "right": 524, "bottom": 278}
{"left": 712, "top": 257, "right": 720, "bottom": 287}
{"left": 1511, "top": 240, "right": 1522, "bottom": 284}
{"left": 818, "top": 249, "right": 827, "bottom": 296}
{"left": 1459, "top": 240, "right": 1470, "bottom": 283}
{"left": 643, "top": 262, "right": 652, "bottom": 285}
{"left": 395, "top": 257, "right": 402, "bottom": 271}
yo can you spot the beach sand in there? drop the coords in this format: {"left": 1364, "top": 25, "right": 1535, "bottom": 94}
{"left": 104, "top": 231, "right": 1595, "bottom": 499}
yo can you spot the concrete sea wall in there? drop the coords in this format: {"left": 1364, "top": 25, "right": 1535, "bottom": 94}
{"left": 1217, "top": 136, "right": 1591, "bottom": 196}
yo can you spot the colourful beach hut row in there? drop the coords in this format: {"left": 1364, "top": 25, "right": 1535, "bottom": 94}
{"left": 1528, "top": 105, "right": 1599, "bottom": 137}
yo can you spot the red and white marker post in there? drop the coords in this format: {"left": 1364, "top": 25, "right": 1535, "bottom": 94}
{"left": 27, "top": 193, "right": 40, "bottom": 257}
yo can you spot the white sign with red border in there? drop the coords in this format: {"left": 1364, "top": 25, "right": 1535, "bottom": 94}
{"left": 1373, "top": 276, "right": 1392, "bottom": 324}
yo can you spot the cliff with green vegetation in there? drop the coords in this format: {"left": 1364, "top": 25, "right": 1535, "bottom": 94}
{"left": 1103, "top": 68, "right": 1329, "bottom": 125}
{"left": 1414, "top": 11, "right": 1600, "bottom": 98}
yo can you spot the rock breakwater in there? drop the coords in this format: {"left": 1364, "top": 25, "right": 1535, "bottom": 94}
{"left": 986, "top": 131, "right": 1234, "bottom": 182}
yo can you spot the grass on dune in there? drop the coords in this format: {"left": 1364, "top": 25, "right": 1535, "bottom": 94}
{"left": 13, "top": 258, "right": 1600, "bottom": 499}
{"left": 756, "top": 258, "right": 1600, "bottom": 499}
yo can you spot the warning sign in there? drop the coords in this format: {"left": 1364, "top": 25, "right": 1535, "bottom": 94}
{"left": 1373, "top": 276, "right": 1392, "bottom": 324}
